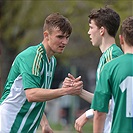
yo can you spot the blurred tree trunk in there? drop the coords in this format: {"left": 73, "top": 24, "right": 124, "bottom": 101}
{"left": 0, "top": 41, "right": 16, "bottom": 97}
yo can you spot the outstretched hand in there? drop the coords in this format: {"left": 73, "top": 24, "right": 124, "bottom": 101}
{"left": 62, "top": 73, "right": 82, "bottom": 88}
{"left": 62, "top": 73, "right": 83, "bottom": 95}
{"left": 74, "top": 112, "right": 89, "bottom": 133}
{"left": 41, "top": 124, "right": 53, "bottom": 133}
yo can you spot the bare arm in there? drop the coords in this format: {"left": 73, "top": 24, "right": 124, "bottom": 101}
{"left": 75, "top": 109, "right": 94, "bottom": 132}
{"left": 79, "top": 89, "right": 94, "bottom": 103}
{"left": 93, "top": 111, "right": 106, "bottom": 133}
{"left": 25, "top": 80, "right": 83, "bottom": 102}
{"left": 40, "top": 113, "right": 53, "bottom": 133}
{"left": 74, "top": 112, "right": 89, "bottom": 133}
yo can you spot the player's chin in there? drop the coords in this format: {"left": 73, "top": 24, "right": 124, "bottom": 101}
{"left": 91, "top": 42, "right": 96, "bottom": 46}
{"left": 57, "top": 49, "right": 65, "bottom": 54}
{"left": 58, "top": 50, "right": 64, "bottom": 54}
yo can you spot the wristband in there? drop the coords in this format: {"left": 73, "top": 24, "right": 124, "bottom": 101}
{"left": 85, "top": 109, "right": 94, "bottom": 118}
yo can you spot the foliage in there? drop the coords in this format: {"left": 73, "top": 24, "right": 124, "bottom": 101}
{"left": 1, "top": 0, "right": 132, "bottom": 54}
{"left": 0, "top": 0, "right": 132, "bottom": 128}
{"left": 0, "top": 0, "right": 133, "bottom": 91}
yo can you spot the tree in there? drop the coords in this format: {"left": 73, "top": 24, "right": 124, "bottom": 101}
{"left": 0, "top": 0, "right": 133, "bottom": 96}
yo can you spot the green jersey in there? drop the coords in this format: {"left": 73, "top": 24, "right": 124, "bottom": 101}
{"left": 96, "top": 44, "right": 123, "bottom": 133}
{"left": 91, "top": 54, "right": 133, "bottom": 133}
{"left": 96, "top": 44, "right": 123, "bottom": 82}
{"left": 0, "top": 43, "right": 56, "bottom": 133}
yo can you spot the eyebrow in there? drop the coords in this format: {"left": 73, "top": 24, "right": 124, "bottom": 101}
{"left": 57, "top": 34, "right": 69, "bottom": 38}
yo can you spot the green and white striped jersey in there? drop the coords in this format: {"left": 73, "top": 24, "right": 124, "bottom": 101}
{"left": 92, "top": 54, "right": 133, "bottom": 133}
{"left": 0, "top": 43, "right": 56, "bottom": 133}
{"left": 96, "top": 44, "right": 123, "bottom": 83}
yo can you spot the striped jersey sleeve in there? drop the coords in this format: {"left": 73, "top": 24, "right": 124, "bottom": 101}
{"left": 32, "top": 45, "right": 44, "bottom": 76}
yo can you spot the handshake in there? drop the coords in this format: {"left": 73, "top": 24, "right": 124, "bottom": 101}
{"left": 62, "top": 73, "right": 83, "bottom": 95}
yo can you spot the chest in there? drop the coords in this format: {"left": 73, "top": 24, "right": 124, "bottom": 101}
{"left": 40, "top": 60, "right": 55, "bottom": 88}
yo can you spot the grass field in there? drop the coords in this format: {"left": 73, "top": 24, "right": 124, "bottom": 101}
{"left": 37, "top": 120, "right": 93, "bottom": 133}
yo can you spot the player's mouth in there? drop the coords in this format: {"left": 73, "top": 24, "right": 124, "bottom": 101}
{"left": 89, "top": 37, "right": 92, "bottom": 42}
{"left": 59, "top": 45, "right": 65, "bottom": 50}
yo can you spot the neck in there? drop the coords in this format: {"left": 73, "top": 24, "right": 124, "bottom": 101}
{"left": 100, "top": 36, "right": 116, "bottom": 53}
{"left": 123, "top": 44, "right": 133, "bottom": 54}
{"left": 42, "top": 40, "right": 53, "bottom": 60}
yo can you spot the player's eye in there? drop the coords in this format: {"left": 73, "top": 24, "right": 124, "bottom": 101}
{"left": 57, "top": 35, "right": 64, "bottom": 39}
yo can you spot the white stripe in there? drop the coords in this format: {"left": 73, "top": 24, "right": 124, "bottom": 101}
{"left": 48, "top": 58, "right": 55, "bottom": 88}
{"left": 109, "top": 47, "right": 112, "bottom": 61}
{"left": 32, "top": 46, "right": 43, "bottom": 75}
{"left": 28, "top": 103, "right": 45, "bottom": 132}
{"left": 0, "top": 75, "right": 26, "bottom": 132}
{"left": 40, "top": 62, "right": 44, "bottom": 76}
{"left": 40, "top": 61, "right": 45, "bottom": 88}
{"left": 47, "top": 62, "right": 52, "bottom": 89}
{"left": 17, "top": 102, "right": 36, "bottom": 133}
{"left": 41, "top": 83, "right": 45, "bottom": 88}
{"left": 35, "top": 52, "right": 43, "bottom": 75}
{"left": 32, "top": 48, "right": 39, "bottom": 75}
{"left": 45, "top": 62, "right": 48, "bottom": 88}
{"left": 33, "top": 127, "right": 38, "bottom": 133}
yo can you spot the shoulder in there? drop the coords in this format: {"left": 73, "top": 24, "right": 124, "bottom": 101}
{"left": 18, "top": 45, "right": 37, "bottom": 57}
{"left": 20, "top": 43, "right": 45, "bottom": 57}
{"left": 15, "top": 44, "right": 42, "bottom": 65}
{"left": 103, "top": 44, "right": 123, "bottom": 64}
{"left": 111, "top": 44, "right": 123, "bottom": 57}
{"left": 103, "top": 54, "right": 124, "bottom": 70}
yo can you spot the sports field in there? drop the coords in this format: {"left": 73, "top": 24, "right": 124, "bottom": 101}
{"left": 36, "top": 121, "right": 93, "bottom": 133}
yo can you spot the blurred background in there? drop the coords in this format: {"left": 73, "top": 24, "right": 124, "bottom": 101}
{"left": 0, "top": 0, "right": 133, "bottom": 132}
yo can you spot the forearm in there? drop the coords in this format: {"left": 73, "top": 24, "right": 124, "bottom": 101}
{"left": 79, "top": 89, "right": 94, "bottom": 103}
{"left": 25, "top": 88, "right": 69, "bottom": 102}
{"left": 40, "top": 113, "right": 49, "bottom": 128}
{"left": 25, "top": 77, "right": 83, "bottom": 102}
{"left": 25, "top": 82, "right": 83, "bottom": 102}
{"left": 93, "top": 111, "right": 106, "bottom": 133}
{"left": 40, "top": 113, "right": 53, "bottom": 133}
{"left": 75, "top": 112, "right": 89, "bottom": 132}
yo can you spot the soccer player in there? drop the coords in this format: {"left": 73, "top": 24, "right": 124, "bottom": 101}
{"left": 91, "top": 16, "right": 133, "bottom": 133}
{"left": 0, "top": 13, "right": 83, "bottom": 133}
{"left": 63, "top": 7, "right": 123, "bottom": 133}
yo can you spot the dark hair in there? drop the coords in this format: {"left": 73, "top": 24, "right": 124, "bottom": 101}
{"left": 120, "top": 16, "right": 133, "bottom": 46}
{"left": 43, "top": 13, "right": 72, "bottom": 36}
{"left": 88, "top": 7, "right": 120, "bottom": 38}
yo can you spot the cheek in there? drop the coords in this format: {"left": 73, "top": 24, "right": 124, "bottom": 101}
{"left": 50, "top": 40, "right": 60, "bottom": 49}
{"left": 50, "top": 38, "right": 58, "bottom": 45}
{"left": 90, "top": 30, "right": 96, "bottom": 37}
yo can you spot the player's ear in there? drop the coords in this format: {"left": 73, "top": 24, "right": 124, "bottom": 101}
{"left": 43, "top": 31, "right": 49, "bottom": 40}
{"left": 119, "top": 35, "right": 124, "bottom": 45}
{"left": 100, "top": 26, "right": 105, "bottom": 36}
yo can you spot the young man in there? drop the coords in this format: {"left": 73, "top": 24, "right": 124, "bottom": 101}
{"left": 0, "top": 13, "right": 83, "bottom": 133}
{"left": 91, "top": 16, "right": 133, "bottom": 133}
{"left": 63, "top": 7, "right": 123, "bottom": 133}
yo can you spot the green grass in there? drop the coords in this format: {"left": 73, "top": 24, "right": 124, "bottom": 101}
{"left": 37, "top": 120, "right": 93, "bottom": 133}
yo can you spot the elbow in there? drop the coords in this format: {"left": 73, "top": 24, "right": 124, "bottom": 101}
{"left": 94, "top": 110, "right": 106, "bottom": 120}
{"left": 25, "top": 89, "right": 36, "bottom": 102}
{"left": 25, "top": 88, "right": 48, "bottom": 102}
{"left": 26, "top": 95, "right": 35, "bottom": 102}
